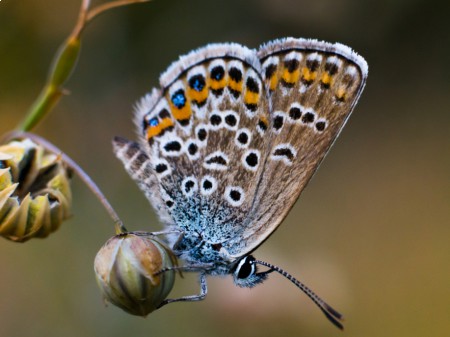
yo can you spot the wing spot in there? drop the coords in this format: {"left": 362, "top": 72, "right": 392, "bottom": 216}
{"left": 274, "top": 148, "right": 294, "bottom": 160}
{"left": 158, "top": 109, "right": 170, "bottom": 119}
{"left": 188, "top": 74, "right": 206, "bottom": 92}
{"left": 271, "top": 144, "right": 297, "bottom": 165}
{"left": 204, "top": 151, "right": 229, "bottom": 171}
{"left": 245, "top": 103, "right": 258, "bottom": 112}
{"left": 225, "top": 114, "right": 237, "bottom": 127}
{"left": 284, "top": 58, "right": 300, "bottom": 72}
{"left": 188, "top": 143, "right": 198, "bottom": 155}
{"left": 230, "top": 190, "right": 241, "bottom": 201}
{"left": 257, "top": 118, "right": 268, "bottom": 135}
{"left": 203, "top": 180, "right": 212, "bottom": 189}
{"left": 246, "top": 77, "right": 259, "bottom": 94}
{"left": 225, "top": 186, "right": 245, "bottom": 207}
{"left": 273, "top": 114, "right": 284, "bottom": 132}
{"left": 265, "top": 63, "right": 277, "bottom": 79}
{"left": 171, "top": 89, "right": 186, "bottom": 109}
{"left": 238, "top": 132, "right": 248, "bottom": 144}
{"left": 315, "top": 119, "right": 327, "bottom": 132}
{"left": 155, "top": 163, "right": 168, "bottom": 173}
{"left": 325, "top": 58, "right": 340, "bottom": 75}
{"left": 182, "top": 177, "right": 198, "bottom": 197}
{"left": 161, "top": 138, "right": 183, "bottom": 157}
{"left": 206, "top": 156, "right": 227, "bottom": 166}
{"left": 153, "top": 159, "right": 171, "bottom": 177}
{"left": 235, "top": 129, "right": 250, "bottom": 148}
{"left": 185, "top": 181, "right": 195, "bottom": 191}
{"left": 200, "top": 175, "right": 218, "bottom": 196}
{"left": 229, "top": 67, "right": 242, "bottom": 82}
{"left": 302, "top": 112, "right": 315, "bottom": 124}
{"left": 306, "top": 59, "right": 320, "bottom": 71}
{"left": 242, "top": 150, "right": 260, "bottom": 171}
{"left": 197, "top": 128, "right": 207, "bottom": 141}
{"left": 164, "top": 141, "right": 182, "bottom": 152}
{"left": 210, "top": 114, "right": 222, "bottom": 126}
{"left": 149, "top": 118, "right": 158, "bottom": 127}
{"left": 211, "top": 65, "right": 225, "bottom": 81}
{"left": 289, "top": 107, "right": 302, "bottom": 120}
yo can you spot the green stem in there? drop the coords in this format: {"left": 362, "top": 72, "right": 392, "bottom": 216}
{"left": 16, "top": 0, "right": 149, "bottom": 133}
{"left": 19, "top": 36, "right": 81, "bottom": 132}
{"left": 19, "top": 85, "right": 64, "bottom": 132}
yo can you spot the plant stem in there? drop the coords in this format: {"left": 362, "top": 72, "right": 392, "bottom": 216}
{"left": 19, "top": 85, "right": 64, "bottom": 132}
{"left": 17, "top": 0, "right": 150, "bottom": 133}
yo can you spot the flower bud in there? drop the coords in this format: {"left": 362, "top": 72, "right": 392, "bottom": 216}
{"left": 94, "top": 232, "right": 177, "bottom": 316}
{"left": 0, "top": 138, "right": 72, "bottom": 242}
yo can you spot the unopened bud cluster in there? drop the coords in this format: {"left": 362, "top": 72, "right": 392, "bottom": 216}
{"left": 0, "top": 138, "right": 72, "bottom": 242}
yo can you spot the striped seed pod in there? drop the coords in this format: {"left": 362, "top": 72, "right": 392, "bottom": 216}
{"left": 94, "top": 232, "right": 177, "bottom": 316}
{"left": 0, "top": 138, "right": 72, "bottom": 242}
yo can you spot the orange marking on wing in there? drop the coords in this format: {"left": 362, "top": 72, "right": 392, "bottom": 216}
{"left": 260, "top": 115, "right": 268, "bottom": 126}
{"left": 146, "top": 117, "right": 174, "bottom": 139}
{"left": 188, "top": 87, "right": 208, "bottom": 102}
{"left": 301, "top": 67, "right": 317, "bottom": 82}
{"left": 229, "top": 79, "right": 242, "bottom": 93}
{"left": 321, "top": 72, "right": 333, "bottom": 86}
{"left": 269, "top": 73, "right": 279, "bottom": 91}
{"left": 244, "top": 91, "right": 259, "bottom": 105}
{"left": 336, "top": 87, "right": 347, "bottom": 101}
{"left": 169, "top": 100, "right": 192, "bottom": 121}
{"left": 209, "top": 76, "right": 227, "bottom": 91}
{"left": 282, "top": 68, "right": 300, "bottom": 86}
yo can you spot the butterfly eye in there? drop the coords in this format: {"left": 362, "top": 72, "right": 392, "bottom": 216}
{"left": 233, "top": 255, "right": 269, "bottom": 288}
{"left": 235, "top": 256, "right": 256, "bottom": 279}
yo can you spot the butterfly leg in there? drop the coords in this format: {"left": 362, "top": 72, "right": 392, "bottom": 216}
{"left": 150, "top": 229, "right": 183, "bottom": 237}
{"left": 157, "top": 272, "right": 207, "bottom": 308}
{"left": 148, "top": 228, "right": 185, "bottom": 252}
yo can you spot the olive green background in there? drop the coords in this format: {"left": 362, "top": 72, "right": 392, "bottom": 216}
{"left": 0, "top": 0, "right": 449, "bottom": 336}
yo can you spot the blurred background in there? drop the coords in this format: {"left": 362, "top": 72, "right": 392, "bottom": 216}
{"left": 0, "top": 0, "right": 449, "bottom": 336}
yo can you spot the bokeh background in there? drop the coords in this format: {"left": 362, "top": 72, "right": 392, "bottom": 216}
{"left": 1, "top": 0, "right": 449, "bottom": 336}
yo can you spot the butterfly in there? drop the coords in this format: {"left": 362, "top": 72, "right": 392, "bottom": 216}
{"left": 113, "top": 37, "right": 367, "bottom": 329}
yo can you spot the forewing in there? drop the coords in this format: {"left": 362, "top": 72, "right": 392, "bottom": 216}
{"left": 228, "top": 38, "right": 368, "bottom": 257}
{"left": 114, "top": 44, "right": 273, "bottom": 251}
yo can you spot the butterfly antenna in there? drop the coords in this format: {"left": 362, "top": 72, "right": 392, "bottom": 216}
{"left": 255, "top": 260, "right": 344, "bottom": 330}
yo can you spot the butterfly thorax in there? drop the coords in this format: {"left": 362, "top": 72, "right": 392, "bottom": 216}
{"left": 167, "top": 203, "right": 244, "bottom": 275}
{"left": 173, "top": 233, "right": 237, "bottom": 276}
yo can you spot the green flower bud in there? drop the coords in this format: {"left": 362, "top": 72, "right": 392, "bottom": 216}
{"left": 94, "top": 232, "right": 177, "bottom": 316}
{"left": 0, "top": 138, "right": 72, "bottom": 242}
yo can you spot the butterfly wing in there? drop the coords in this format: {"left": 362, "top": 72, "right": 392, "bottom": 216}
{"left": 113, "top": 39, "right": 367, "bottom": 263}
{"left": 226, "top": 38, "right": 368, "bottom": 257}
{"left": 113, "top": 135, "right": 175, "bottom": 225}
{"left": 114, "top": 44, "right": 275, "bottom": 259}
